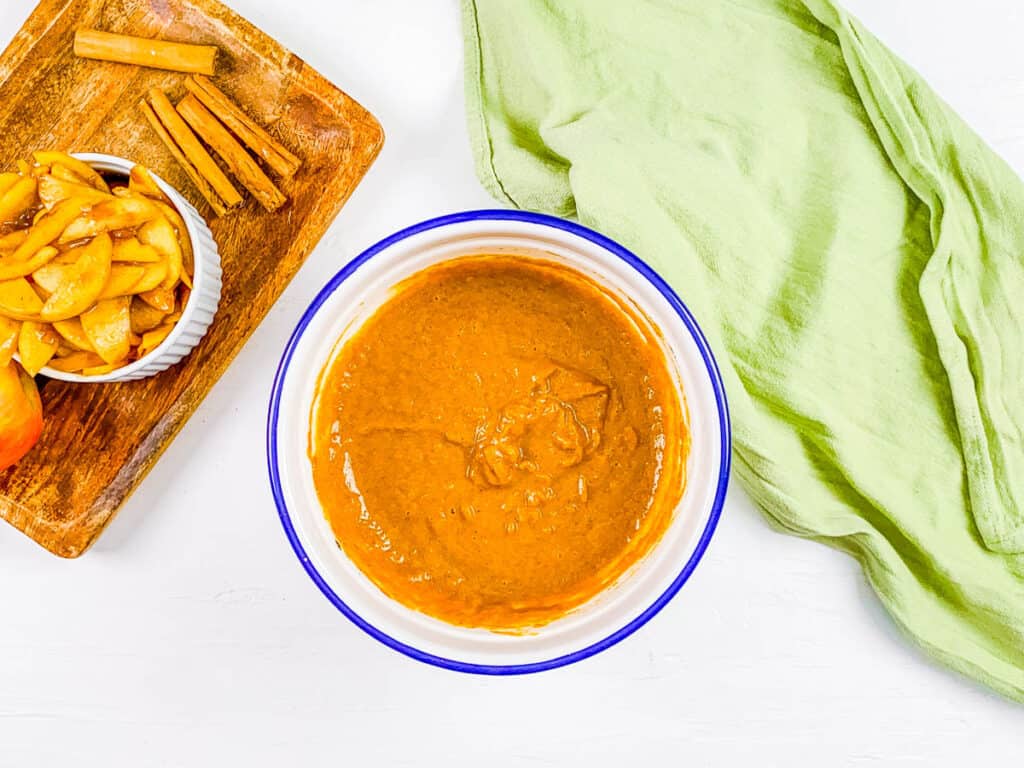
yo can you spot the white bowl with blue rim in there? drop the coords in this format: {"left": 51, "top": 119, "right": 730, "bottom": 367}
{"left": 267, "top": 210, "right": 730, "bottom": 673}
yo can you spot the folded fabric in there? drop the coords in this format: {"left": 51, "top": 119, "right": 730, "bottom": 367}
{"left": 462, "top": 0, "right": 1024, "bottom": 700}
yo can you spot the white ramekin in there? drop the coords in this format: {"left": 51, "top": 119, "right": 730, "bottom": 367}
{"left": 268, "top": 211, "right": 730, "bottom": 673}
{"left": 35, "top": 152, "right": 222, "bottom": 383}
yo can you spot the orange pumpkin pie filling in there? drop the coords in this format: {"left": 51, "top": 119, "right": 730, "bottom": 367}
{"left": 309, "top": 256, "right": 688, "bottom": 629}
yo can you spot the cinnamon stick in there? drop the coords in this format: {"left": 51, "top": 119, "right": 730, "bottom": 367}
{"left": 184, "top": 76, "right": 301, "bottom": 178}
{"left": 146, "top": 88, "right": 243, "bottom": 211}
{"left": 75, "top": 29, "right": 217, "bottom": 75}
{"left": 138, "top": 100, "right": 229, "bottom": 217}
{"left": 176, "top": 93, "right": 287, "bottom": 213}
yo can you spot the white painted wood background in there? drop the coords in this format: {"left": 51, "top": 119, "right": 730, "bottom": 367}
{"left": 0, "top": 1, "right": 1020, "bottom": 765}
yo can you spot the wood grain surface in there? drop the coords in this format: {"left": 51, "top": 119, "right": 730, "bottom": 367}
{"left": 0, "top": 0, "right": 383, "bottom": 557}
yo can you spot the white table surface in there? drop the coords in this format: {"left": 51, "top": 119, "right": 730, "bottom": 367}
{"left": 0, "top": 1, "right": 1020, "bottom": 764}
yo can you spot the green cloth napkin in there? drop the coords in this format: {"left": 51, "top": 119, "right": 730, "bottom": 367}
{"left": 462, "top": 0, "right": 1024, "bottom": 700}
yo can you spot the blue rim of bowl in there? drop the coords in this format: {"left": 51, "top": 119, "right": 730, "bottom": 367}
{"left": 267, "top": 209, "right": 731, "bottom": 675}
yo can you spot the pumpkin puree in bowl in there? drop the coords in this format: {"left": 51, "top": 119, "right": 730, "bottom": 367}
{"left": 309, "top": 256, "right": 688, "bottom": 629}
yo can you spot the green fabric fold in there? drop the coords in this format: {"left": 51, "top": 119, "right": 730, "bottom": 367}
{"left": 462, "top": 0, "right": 1024, "bottom": 700}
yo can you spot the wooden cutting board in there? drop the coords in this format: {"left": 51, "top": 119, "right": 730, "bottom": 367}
{"left": 0, "top": 0, "right": 384, "bottom": 557}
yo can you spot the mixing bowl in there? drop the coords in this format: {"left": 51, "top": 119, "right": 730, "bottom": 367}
{"left": 267, "top": 210, "right": 730, "bottom": 673}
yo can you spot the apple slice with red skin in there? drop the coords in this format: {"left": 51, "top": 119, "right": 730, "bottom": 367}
{"left": 0, "top": 359, "right": 43, "bottom": 471}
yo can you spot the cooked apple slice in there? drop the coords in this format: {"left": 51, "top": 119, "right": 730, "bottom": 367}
{"left": 51, "top": 251, "right": 84, "bottom": 265}
{"left": 0, "top": 316, "right": 19, "bottom": 366}
{"left": 80, "top": 296, "right": 131, "bottom": 364}
{"left": 81, "top": 362, "right": 125, "bottom": 376}
{"left": 37, "top": 174, "right": 112, "bottom": 210}
{"left": 150, "top": 199, "right": 192, "bottom": 285}
{"left": 137, "top": 322, "right": 175, "bottom": 358}
{"left": 33, "top": 152, "right": 109, "bottom": 192}
{"left": 30, "top": 283, "right": 50, "bottom": 303}
{"left": 138, "top": 286, "right": 175, "bottom": 313}
{"left": 0, "top": 177, "right": 37, "bottom": 225}
{"left": 52, "top": 318, "right": 96, "bottom": 352}
{"left": 130, "top": 297, "right": 167, "bottom": 334}
{"left": 137, "top": 214, "right": 182, "bottom": 288}
{"left": 49, "top": 163, "right": 89, "bottom": 186}
{"left": 176, "top": 284, "right": 191, "bottom": 312}
{"left": 112, "top": 237, "right": 161, "bottom": 263}
{"left": 59, "top": 196, "right": 159, "bottom": 243}
{"left": 0, "top": 172, "right": 19, "bottom": 198}
{"left": 11, "top": 198, "right": 89, "bottom": 263}
{"left": 0, "top": 277, "right": 43, "bottom": 321}
{"left": 0, "top": 244, "right": 59, "bottom": 282}
{"left": 98, "top": 264, "right": 146, "bottom": 300}
{"left": 39, "top": 233, "right": 112, "bottom": 322}
{"left": 128, "top": 165, "right": 171, "bottom": 204}
{"left": 0, "top": 229, "right": 29, "bottom": 253}
{"left": 17, "top": 321, "right": 59, "bottom": 375}
{"left": 60, "top": 259, "right": 162, "bottom": 297}
{"left": 31, "top": 261, "right": 72, "bottom": 294}
{"left": 132, "top": 262, "right": 167, "bottom": 294}
{"left": 47, "top": 350, "right": 106, "bottom": 373}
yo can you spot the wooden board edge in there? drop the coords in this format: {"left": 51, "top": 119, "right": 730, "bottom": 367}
{"left": 0, "top": 0, "right": 386, "bottom": 558}
{"left": 0, "top": 0, "right": 75, "bottom": 83}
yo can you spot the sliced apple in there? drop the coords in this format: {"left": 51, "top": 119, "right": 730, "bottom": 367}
{"left": 31, "top": 260, "right": 73, "bottom": 294}
{"left": 0, "top": 277, "right": 43, "bottom": 321}
{"left": 112, "top": 237, "right": 161, "bottom": 263}
{"left": 0, "top": 172, "right": 19, "bottom": 199}
{"left": 52, "top": 318, "right": 96, "bottom": 352}
{"left": 137, "top": 214, "right": 181, "bottom": 288}
{"left": 0, "top": 245, "right": 58, "bottom": 282}
{"left": 138, "top": 286, "right": 175, "bottom": 313}
{"left": 33, "top": 152, "right": 109, "bottom": 192}
{"left": 17, "top": 320, "right": 58, "bottom": 375}
{"left": 0, "top": 359, "right": 43, "bottom": 470}
{"left": 81, "top": 362, "right": 124, "bottom": 376}
{"left": 43, "top": 260, "right": 164, "bottom": 299}
{"left": 60, "top": 196, "right": 159, "bottom": 243}
{"left": 151, "top": 200, "right": 192, "bottom": 285}
{"left": 138, "top": 322, "right": 175, "bottom": 358}
{"left": 39, "top": 232, "right": 112, "bottom": 322}
{"left": 46, "top": 350, "right": 105, "bottom": 373}
{"left": 51, "top": 251, "right": 83, "bottom": 265}
{"left": 0, "top": 176, "right": 37, "bottom": 225}
{"left": 97, "top": 264, "right": 146, "bottom": 300}
{"left": 0, "top": 229, "right": 29, "bottom": 253}
{"left": 132, "top": 261, "right": 167, "bottom": 294}
{"left": 11, "top": 197, "right": 89, "bottom": 263}
{"left": 37, "top": 174, "right": 112, "bottom": 210}
{"left": 130, "top": 297, "right": 166, "bottom": 334}
{"left": 80, "top": 296, "right": 131, "bottom": 364}
{"left": 128, "top": 165, "right": 171, "bottom": 204}
{"left": 49, "top": 163, "right": 89, "bottom": 186}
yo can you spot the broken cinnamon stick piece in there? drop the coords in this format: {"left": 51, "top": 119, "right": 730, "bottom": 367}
{"left": 184, "top": 76, "right": 301, "bottom": 178}
{"left": 75, "top": 29, "right": 217, "bottom": 75}
{"left": 176, "top": 93, "right": 287, "bottom": 213}
{"left": 146, "top": 88, "right": 243, "bottom": 211}
{"left": 138, "top": 99, "right": 229, "bottom": 217}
